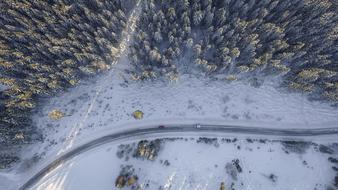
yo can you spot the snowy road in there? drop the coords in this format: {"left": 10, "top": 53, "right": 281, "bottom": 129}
{"left": 20, "top": 124, "right": 338, "bottom": 189}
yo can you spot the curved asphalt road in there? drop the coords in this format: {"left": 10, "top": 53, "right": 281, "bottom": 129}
{"left": 20, "top": 124, "right": 338, "bottom": 189}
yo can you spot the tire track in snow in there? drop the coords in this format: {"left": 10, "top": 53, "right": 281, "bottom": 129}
{"left": 58, "top": 0, "right": 142, "bottom": 155}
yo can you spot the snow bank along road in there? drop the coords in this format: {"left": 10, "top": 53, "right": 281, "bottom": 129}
{"left": 20, "top": 123, "right": 338, "bottom": 190}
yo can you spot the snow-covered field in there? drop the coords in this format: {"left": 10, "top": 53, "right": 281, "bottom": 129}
{"left": 6, "top": 56, "right": 336, "bottom": 189}
{"left": 1, "top": 1, "right": 338, "bottom": 189}
{"left": 4, "top": 48, "right": 335, "bottom": 189}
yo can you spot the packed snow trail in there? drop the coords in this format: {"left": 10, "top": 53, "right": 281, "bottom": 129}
{"left": 58, "top": 0, "right": 142, "bottom": 155}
